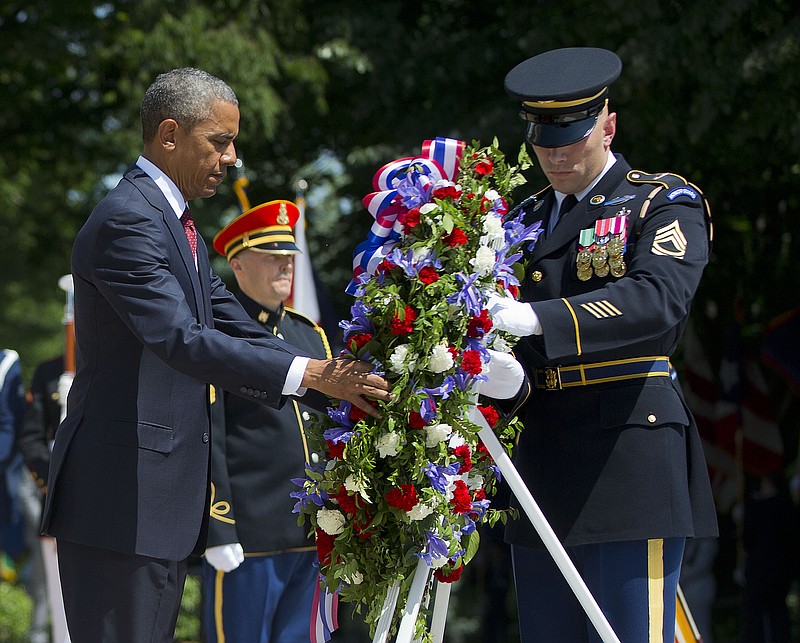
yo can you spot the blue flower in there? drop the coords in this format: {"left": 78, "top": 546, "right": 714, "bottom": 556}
{"left": 414, "top": 530, "right": 450, "bottom": 566}
{"left": 423, "top": 461, "right": 461, "bottom": 493}
{"left": 290, "top": 470, "right": 329, "bottom": 514}
{"left": 446, "top": 272, "right": 483, "bottom": 317}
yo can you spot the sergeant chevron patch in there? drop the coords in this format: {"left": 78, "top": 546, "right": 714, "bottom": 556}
{"left": 651, "top": 220, "right": 687, "bottom": 258}
{"left": 580, "top": 300, "right": 623, "bottom": 318}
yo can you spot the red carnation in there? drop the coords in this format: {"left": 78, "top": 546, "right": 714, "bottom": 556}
{"left": 409, "top": 410, "right": 428, "bottom": 429}
{"left": 353, "top": 518, "right": 374, "bottom": 540}
{"left": 460, "top": 349, "right": 483, "bottom": 375}
{"left": 377, "top": 258, "right": 397, "bottom": 273}
{"left": 327, "top": 439, "right": 345, "bottom": 460}
{"left": 432, "top": 185, "right": 461, "bottom": 200}
{"left": 385, "top": 483, "right": 419, "bottom": 511}
{"left": 450, "top": 480, "right": 472, "bottom": 514}
{"left": 348, "top": 333, "right": 372, "bottom": 351}
{"left": 443, "top": 228, "right": 468, "bottom": 247}
{"left": 466, "top": 309, "right": 493, "bottom": 338}
{"left": 453, "top": 445, "right": 472, "bottom": 473}
{"left": 474, "top": 488, "right": 486, "bottom": 502}
{"left": 508, "top": 284, "right": 520, "bottom": 299}
{"left": 474, "top": 158, "right": 493, "bottom": 176}
{"left": 434, "top": 563, "right": 464, "bottom": 583}
{"left": 478, "top": 404, "right": 499, "bottom": 428}
{"left": 348, "top": 404, "right": 368, "bottom": 423}
{"left": 418, "top": 265, "right": 440, "bottom": 285}
{"left": 390, "top": 306, "right": 417, "bottom": 335}
{"left": 335, "top": 486, "right": 359, "bottom": 514}
{"left": 315, "top": 528, "right": 336, "bottom": 566}
{"left": 402, "top": 208, "right": 421, "bottom": 233}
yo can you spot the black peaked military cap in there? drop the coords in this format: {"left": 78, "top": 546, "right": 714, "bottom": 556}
{"left": 504, "top": 47, "right": 622, "bottom": 148}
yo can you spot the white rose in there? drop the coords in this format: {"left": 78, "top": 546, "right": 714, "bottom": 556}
{"left": 470, "top": 246, "right": 497, "bottom": 276}
{"left": 492, "top": 335, "right": 512, "bottom": 353}
{"left": 377, "top": 431, "right": 401, "bottom": 458}
{"left": 389, "top": 344, "right": 412, "bottom": 374}
{"left": 406, "top": 502, "right": 435, "bottom": 521}
{"left": 430, "top": 553, "right": 450, "bottom": 569}
{"left": 346, "top": 571, "right": 364, "bottom": 585}
{"left": 448, "top": 432, "right": 466, "bottom": 449}
{"left": 344, "top": 474, "right": 371, "bottom": 503}
{"left": 428, "top": 343, "right": 454, "bottom": 373}
{"left": 465, "top": 473, "right": 484, "bottom": 490}
{"left": 413, "top": 246, "right": 431, "bottom": 262}
{"left": 424, "top": 423, "right": 452, "bottom": 448}
{"left": 317, "top": 508, "right": 346, "bottom": 535}
{"left": 420, "top": 202, "right": 438, "bottom": 215}
{"left": 481, "top": 215, "right": 506, "bottom": 250}
{"left": 484, "top": 189, "right": 500, "bottom": 201}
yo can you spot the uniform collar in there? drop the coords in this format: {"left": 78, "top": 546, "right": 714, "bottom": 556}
{"left": 237, "top": 291, "right": 285, "bottom": 326}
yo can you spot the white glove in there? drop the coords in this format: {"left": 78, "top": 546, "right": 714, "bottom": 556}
{"left": 204, "top": 543, "right": 244, "bottom": 572}
{"left": 487, "top": 294, "right": 542, "bottom": 336}
{"left": 57, "top": 372, "right": 74, "bottom": 421}
{"left": 478, "top": 350, "right": 525, "bottom": 399}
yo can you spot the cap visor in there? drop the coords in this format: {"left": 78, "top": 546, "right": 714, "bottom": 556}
{"left": 526, "top": 116, "right": 598, "bottom": 148}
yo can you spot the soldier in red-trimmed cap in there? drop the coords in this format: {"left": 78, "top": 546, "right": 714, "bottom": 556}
{"left": 203, "top": 200, "right": 332, "bottom": 643}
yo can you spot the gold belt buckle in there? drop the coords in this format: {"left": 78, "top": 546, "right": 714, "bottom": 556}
{"left": 543, "top": 366, "right": 562, "bottom": 390}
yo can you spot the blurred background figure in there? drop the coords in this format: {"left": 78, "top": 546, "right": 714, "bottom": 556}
{"left": 17, "top": 274, "right": 74, "bottom": 643}
{"left": 680, "top": 536, "right": 719, "bottom": 643}
{"left": 203, "top": 200, "right": 332, "bottom": 643}
{"left": 741, "top": 473, "right": 798, "bottom": 643}
{"left": 0, "top": 348, "right": 25, "bottom": 588}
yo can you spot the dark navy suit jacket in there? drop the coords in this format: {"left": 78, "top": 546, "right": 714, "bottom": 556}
{"left": 42, "top": 165, "right": 310, "bottom": 560}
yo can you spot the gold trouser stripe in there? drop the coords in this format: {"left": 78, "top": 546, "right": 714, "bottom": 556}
{"left": 648, "top": 538, "right": 664, "bottom": 643}
{"left": 215, "top": 569, "right": 226, "bottom": 643}
{"left": 561, "top": 298, "right": 582, "bottom": 355}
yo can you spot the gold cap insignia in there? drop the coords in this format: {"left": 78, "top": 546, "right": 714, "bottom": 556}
{"left": 277, "top": 203, "right": 290, "bottom": 225}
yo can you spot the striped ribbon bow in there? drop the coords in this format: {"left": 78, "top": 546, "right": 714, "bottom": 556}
{"left": 310, "top": 578, "right": 339, "bottom": 643}
{"left": 346, "top": 137, "right": 466, "bottom": 294}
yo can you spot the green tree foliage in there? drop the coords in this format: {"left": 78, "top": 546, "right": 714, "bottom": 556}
{"left": 0, "top": 0, "right": 798, "bottom": 380}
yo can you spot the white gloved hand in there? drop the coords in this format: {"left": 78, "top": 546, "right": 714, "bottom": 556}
{"left": 204, "top": 543, "right": 245, "bottom": 572}
{"left": 57, "top": 372, "right": 74, "bottom": 417}
{"left": 478, "top": 350, "right": 525, "bottom": 399}
{"left": 487, "top": 294, "right": 542, "bottom": 336}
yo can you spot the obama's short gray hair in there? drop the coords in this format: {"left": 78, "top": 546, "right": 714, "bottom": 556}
{"left": 140, "top": 68, "right": 238, "bottom": 143}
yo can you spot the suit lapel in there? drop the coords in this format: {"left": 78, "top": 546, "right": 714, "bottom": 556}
{"left": 127, "top": 168, "right": 205, "bottom": 319}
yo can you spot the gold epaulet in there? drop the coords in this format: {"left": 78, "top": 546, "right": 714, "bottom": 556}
{"left": 627, "top": 170, "right": 690, "bottom": 191}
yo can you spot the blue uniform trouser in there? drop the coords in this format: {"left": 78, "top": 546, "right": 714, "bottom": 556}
{"left": 512, "top": 538, "right": 685, "bottom": 642}
{"left": 203, "top": 550, "right": 317, "bottom": 643}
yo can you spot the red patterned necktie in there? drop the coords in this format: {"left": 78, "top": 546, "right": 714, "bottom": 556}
{"left": 180, "top": 208, "right": 197, "bottom": 259}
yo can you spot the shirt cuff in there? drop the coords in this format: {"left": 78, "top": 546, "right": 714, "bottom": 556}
{"left": 283, "top": 356, "right": 310, "bottom": 396}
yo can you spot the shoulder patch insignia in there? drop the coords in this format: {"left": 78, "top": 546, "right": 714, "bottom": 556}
{"left": 666, "top": 186, "right": 698, "bottom": 201}
{"left": 651, "top": 220, "right": 687, "bottom": 259}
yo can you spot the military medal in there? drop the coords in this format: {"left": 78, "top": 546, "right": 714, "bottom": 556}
{"left": 607, "top": 213, "right": 628, "bottom": 277}
{"left": 576, "top": 229, "right": 594, "bottom": 280}
{"left": 590, "top": 218, "right": 612, "bottom": 277}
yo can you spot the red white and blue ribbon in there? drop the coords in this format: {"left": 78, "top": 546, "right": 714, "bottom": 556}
{"left": 310, "top": 579, "right": 339, "bottom": 643}
{"left": 347, "top": 137, "right": 466, "bottom": 294}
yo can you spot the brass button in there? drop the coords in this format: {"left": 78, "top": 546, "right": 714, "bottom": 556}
{"left": 531, "top": 270, "right": 543, "bottom": 283}
{"left": 647, "top": 414, "right": 657, "bottom": 424}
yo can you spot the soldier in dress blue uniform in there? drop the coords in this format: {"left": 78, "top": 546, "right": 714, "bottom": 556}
{"left": 488, "top": 47, "right": 719, "bottom": 642}
{"left": 203, "top": 200, "right": 331, "bottom": 643}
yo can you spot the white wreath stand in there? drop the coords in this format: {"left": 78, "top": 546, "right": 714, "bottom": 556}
{"left": 371, "top": 399, "right": 620, "bottom": 643}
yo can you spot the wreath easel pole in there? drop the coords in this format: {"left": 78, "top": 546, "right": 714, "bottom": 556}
{"left": 468, "top": 401, "right": 621, "bottom": 643}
